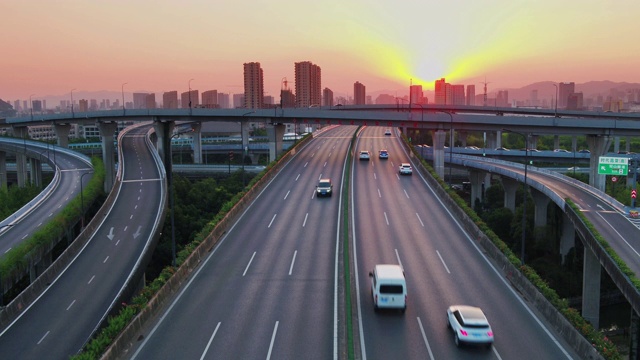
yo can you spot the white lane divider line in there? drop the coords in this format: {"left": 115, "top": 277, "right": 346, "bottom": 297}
{"left": 416, "top": 317, "right": 435, "bottom": 360}
{"left": 88, "top": 275, "right": 95, "bottom": 284}
{"left": 66, "top": 299, "right": 76, "bottom": 311}
{"left": 284, "top": 190, "right": 290, "bottom": 200}
{"left": 289, "top": 251, "right": 298, "bottom": 275}
{"left": 436, "top": 250, "right": 451, "bottom": 274}
{"left": 37, "top": 331, "right": 50, "bottom": 345}
{"left": 303, "top": 213, "right": 308, "bottom": 227}
{"left": 268, "top": 214, "right": 277, "bottom": 228}
{"left": 266, "top": 321, "right": 279, "bottom": 360}
{"left": 416, "top": 213, "right": 424, "bottom": 227}
{"left": 199, "top": 322, "right": 221, "bottom": 360}
{"left": 243, "top": 252, "right": 256, "bottom": 277}
{"left": 395, "top": 249, "right": 403, "bottom": 269}
{"left": 384, "top": 212, "right": 389, "bottom": 225}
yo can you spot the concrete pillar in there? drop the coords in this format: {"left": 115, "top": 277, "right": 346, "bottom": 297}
{"left": 192, "top": 122, "right": 202, "bottom": 164}
{"left": 559, "top": 213, "right": 575, "bottom": 264}
{"left": 531, "top": 189, "right": 550, "bottom": 227}
{"left": 495, "top": 130, "right": 502, "bottom": 148}
{"left": 98, "top": 122, "right": 118, "bottom": 193}
{"left": 501, "top": 177, "right": 519, "bottom": 212}
{"left": 0, "top": 151, "right": 6, "bottom": 189}
{"left": 432, "top": 130, "right": 446, "bottom": 179}
{"left": 553, "top": 135, "right": 560, "bottom": 150}
{"left": 529, "top": 135, "right": 539, "bottom": 150}
{"left": 266, "top": 123, "right": 286, "bottom": 162}
{"left": 29, "top": 158, "right": 42, "bottom": 187}
{"left": 613, "top": 137, "right": 620, "bottom": 154}
{"left": 154, "top": 121, "right": 175, "bottom": 174}
{"left": 582, "top": 245, "right": 601, "bottom": 329}
{"left": 630, "top": 309, "right": 640, "bottom": 360}
{"left": 586, "top": 135, "right": 612, "bottom": 192}
{"left": 12, "top": 126, "right": 29, "bottom": 187}
{"left": 469, "top": 170, "right": 486, "bottom": 207}
{"left": 485, "top": 131, "right": 498, "bottom": 150}
{"left": 626, "top": 136, "right": 631, "bottom": 153}
{"left": 241, "top": 121, "right": 250, "bottom": 164}
{"left": 458, "top": 131, "right": 468, "bottom": 147}
{"left": 571, "top": 136, "right": 578, "bottom": 153}
{"left": 54, "top": 123, "right": 71, "bottom": 148}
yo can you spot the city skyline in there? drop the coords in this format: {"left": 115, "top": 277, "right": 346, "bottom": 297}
{"left": 2, "top": 1, "right": 639, "bottom": 101}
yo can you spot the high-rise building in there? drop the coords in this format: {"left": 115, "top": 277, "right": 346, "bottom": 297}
{"left": 567, "top": 92, "right": 583, "bottom": 110}
{"left": 280, "top": 89, "right": 295, "bottom": 108}
{"left": 233, "top": 94, "right": 244, "bottom": 108}
{"left": 163, "top": 91, "right": 178, "bottom": 109}
{"left": 181, "top": 90, "right": 199, "bottom": 109}
{"left": 558, "top": 82, "right": 575, "bottom": 109}
{"left": 32, "top": 100, "right": 42, "bottom": 112}
{"left": 466, "top": 85, "right": 476, "bottom": 106}
{"left": 375, "top": 94, "right": 396, "bottom": 104}
{"left": 202, "top": 90, "right": 219, "bottom": 108}
{"left": 410, "top": 85, "right": 424, "bottom": 105}
{"left": 243, "top": 62, "right": 264, "bottom": 109}
{"left": 295, "top": 61, "right": 321, "bottom": 107}
{"left": 133, "top": 93, "right": 148, "bottom": 109}
{"left": 354, "top": 81, "right": 366, "bottom": 105}
{"left": 217, "top": 93, "right": 230, "bottom": 108}
{"left": 529, "top": 89, "right": 539, "bottom": 107}
{"left": 451, "top": 85, "right": 465, "bottom": 105}
{"left": 435, "top": 78, "right": 447, "bottom": 105}
{"left": 90, "top": 99, "right": 98, "bottom": 111}
{"left": 496, "top": 90, "right": 509, "bottom": 107}
{"left": 78, "top": 99, "right": 89, "bottom": 112}
{"left": 323, "top": 88, "right": 333, "bottom": 107}
{"left": 145, "top": 93, "right": 156, "bottom": 109}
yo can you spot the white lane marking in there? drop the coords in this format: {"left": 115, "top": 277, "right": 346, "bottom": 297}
{"left": 289, "top": 251, "right": 298, "bottom": 275}
{"left": 137, "top": 196, "right": 140, "bottom": 201}
{"left": 124, "top": 226, "right": 128, "bottom": 232}
{"left": 416, "top": 213, "right": 424, "bottom": 227}
{"left": 303, "top": 213, "right": 308, "bottom": 227}
{"left": 37, "top": 331, "right": 50, "bottom": 345}
{"left": 374, "top": 173, "right": 377, "bottom": 180}
{"left": 436, "top": 250, "right": 451, "bottom": 274}
{"left": 37, "top": 222, "right": 42, "bottom": 227}
{"left": 304, "top": 162, "right": 309, "bottom": 167}
{"left": 416, "top": 317, "right": 435, "bottom": 360}
{"left": 116, "top": 240, "right": 121, "bottom": 246}
{"left": 243, "top": 252, "right": 256, "bottom": 276}
{"left": 395, "top": 249, "right": 403, "bottom": 269}
{"left": 135, "top": 205, "right": 138, "bottom": 210}
{"left": 324, "top": 161, "right": 328, "bottom": 167}
{"left": 329, "top": 152, "right": 332, "bottom": 157}
{"left": 377, "top": 189, "right": 381, "bottom": 198}
{"left": 22, "top": 234, "right": 28, "bottom": 240}
{"left": 66, "top": 300, "right": 76, "bottom": 311}
{"left": 199, "top": 322, "right": 221, "bottom": 360}
{"left": 318, "top": 174, "right": 323, "bottom": 181}
{"left": 4, "top": 247, "right": 11, "bottom": 254}
{"left": 384, "top": 212, "right": 389, "bottom": 225}
{"left": 58, "top": 204, "right": 62, "bottom": 209}
{"left": 266, "top": 321, "right": 279, "bottom": 360}
{"left": 296, "top": 174, "right": 300, "bottom": 181}
{"left": 88, "top": 275, "right": 95, "bottom": 284}
{"left": 493, "top": 346, "right": 503, "bottom": 359}
{"left": 103, "top": 256, "right": 109, "bottom": 263}
{"left": 130, "top": 214, "right": 133, "bottom": 220}
{"left": 284, "top": 190, "right": 290, "bottom": 200}
{"left": 596, "top": 212, "right": 640, "bottom": 258}
{"left": 268, "top": 214, "right": 277, "bottom": 228}
{"left": 49, "top": 213, "right": 53, "bottom": 217}
{"left": 404, "top": 189, "right": 409, "bottom": 198}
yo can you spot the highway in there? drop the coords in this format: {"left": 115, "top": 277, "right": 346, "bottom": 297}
{"left": 0, "top": 124, "right": 165, "bottom": 358}
{"left": 352, "top": 127, "right": 578, "bottom": 359}
{"left": 129, "top": 126, "right": 354, "bottom": 359}
{"left": 0, "top": 139, "right": 93, "bottom": 254}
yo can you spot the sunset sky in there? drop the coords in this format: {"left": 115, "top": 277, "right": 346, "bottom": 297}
{"left": 2, "top": 0, "right": 639, "bottom": 102}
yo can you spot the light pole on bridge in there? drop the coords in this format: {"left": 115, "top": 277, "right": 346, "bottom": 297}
{"left": 502, "top": 128, "right": 529, "bottom": 265}
{"left": 121, "top": 82, "right": 128, "bottom": 115}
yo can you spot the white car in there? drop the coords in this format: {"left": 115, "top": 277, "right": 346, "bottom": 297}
{"left": 384, "top": 129, "right": 392, "bottom": 136}
{"left": 447, "top": 305, "right": 494, "bottom": 348}
{"left": 359, "top": 150, "right": 371, "bottom": 160}
{"left": 399, "top": 163, "right": 412, "bottom": 175}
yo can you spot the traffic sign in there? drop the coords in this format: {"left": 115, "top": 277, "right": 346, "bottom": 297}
{"left": 612, "top": 176, "right": 618, "bottom": 182}
{"left": 632, "top": 189, "right": 637, "bottom": 199}
{"left": 598, "top": 156, "right": 628, "bottom": 175}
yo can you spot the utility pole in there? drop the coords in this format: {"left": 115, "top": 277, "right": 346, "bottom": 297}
{"left": 480, "top": 77, "right": 491, "bottom": 107}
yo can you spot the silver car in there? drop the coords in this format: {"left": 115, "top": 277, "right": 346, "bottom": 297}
{"left": 447, "top": 305, "right": 494, "bottom": 348}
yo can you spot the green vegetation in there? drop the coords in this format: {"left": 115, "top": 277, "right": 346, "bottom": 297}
{"left": 0, "top": 184, "right": 43, "bottom": 221}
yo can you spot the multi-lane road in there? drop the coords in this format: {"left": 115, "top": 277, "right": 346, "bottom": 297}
{"left": 0, "top": 124, "right": 166, "bottom": 359}
{"left": 129, "top": 126, "right": 578, "bottom": 359}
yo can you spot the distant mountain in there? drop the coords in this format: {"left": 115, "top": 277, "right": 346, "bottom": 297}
{"left": 499, "top": 81, "right": 640, "bottom": 101}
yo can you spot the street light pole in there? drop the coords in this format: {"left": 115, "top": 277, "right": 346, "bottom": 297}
{"left": 121, "top": 82, "right": 128, "bottom": 115}
{"left": 70, "top": 88, "right": 76, "bottom": 118}
{"left": 552, "top": 83, "right": 558, "bottom": 117}
{"left": 441, "top": 111, "right": 454, "bottom": 185}
{"left": 188, "top": 78, "right": 194, "bottom": 115}
{"left": 503, "top": 128, "right": 529, "bottom": 264}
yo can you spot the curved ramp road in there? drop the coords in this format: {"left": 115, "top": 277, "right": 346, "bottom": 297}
{"left": 352, "top": 127, "right": 579, "bottom": 359}
{"left": 130, "top": 126, "right": 353, "bottom": 359}
{"left": 0, "top": 124, "right": 166, "bottom": 359}
{"left": 0, "top": 139, "right": 93, "bottom": 254}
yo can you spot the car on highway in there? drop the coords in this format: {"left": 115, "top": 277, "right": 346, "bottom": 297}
{"left": 379, "top": 149, "right": 389, "bottom": 159}
{"left": 465, "top": 146, "right": 480, "bottom": 150}
{"left": 316, "top": 178, "right": 333, "bottom": 197}
{"left": 369, "top": 264, "right": 406, "bottom": 313}
{"left": 359, "top": 150, "right": 371, "bottom": 160}
{"left": 554, "top": 148, "right": 570, "bottom": 153}
{"left": 384, "top": 129, "right": 392, "bottom": 136}
{"left": 578, "top": 149, "right": 590, "bottom": 154}
{"left": 495, "top": 147, "right": 510, "bottom": 151}
{"left": 399, "top": 163, "right": 412, "bottom": 175}
{"left": 447, "top": 305, "right": 494, "bottom": 348}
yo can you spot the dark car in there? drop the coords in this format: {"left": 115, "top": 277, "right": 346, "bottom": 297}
{"left": 316, "top": 178, "right": 333, "bottom": 197}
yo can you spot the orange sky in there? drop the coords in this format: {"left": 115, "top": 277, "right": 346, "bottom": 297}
{"left": 2, "top": 0, "right": 639, "bottom": 102}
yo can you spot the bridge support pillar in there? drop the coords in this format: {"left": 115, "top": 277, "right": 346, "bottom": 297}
{"left": 154, "top": 121, "right": 175, "bottom": 174}
{"left": 531, "top": 189, "right": 550, "bottom": 228}
{"left": 571, "top": 136, "right": 578, "bottom": 152}
{"left": 12, "top": 126, "right": 29, "bottom": 187}
{"left": 553, "top": 135, "right": 560, "bottom": 150}
{"left": 500, "top": 177, "right": 519, "bottom": 212}
{"left": 0, "top": 151, "right": 6, "bottom": 189}
{"left": 485, "top": 131, "right": 498, "bottom": 150}
{"left": 192, "top": 122, "right": 202, "bottom": 164}
{"left": 630, "top": 309, "right": 640, "bottom": 360}
{"left": 613, "top": 136, "right": 621, "bottom": 153}
{"left": 586, "top": 135, "right": 612, "bottom": 192}
{"left": 457, "top": 131, "right": 468, "bottom": 148}
{"left": 559, "top": 212, "right": 575, "bottom": 264}
{"left": 241, "top": 121, "right": 250, "bottom": 165}
{"left": 29, "top": 158, "right": 42, "bottom": 187}
{"left": 54, "top": 123, "right": 71, "bottom": 148}
{"left": 469, "top": 170, "right": 486, "bottom": 208}
{"left": 582, "top": 245, "right": 601, "bottom": 329}
{"left": 529, "top": 135, "right": 539, "bottom": 149}
{"left": 98, "top": 122, "right": 119, "bottom": 193}
{"left": 267, "top": 123, "right": 286, "bottom": 162}
{"left": 432, "top": 130, "right": 446, "bottom": 179}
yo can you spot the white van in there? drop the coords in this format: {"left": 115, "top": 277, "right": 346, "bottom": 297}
{"left": 369, "top": 264, "right": 407, "bottom": 313}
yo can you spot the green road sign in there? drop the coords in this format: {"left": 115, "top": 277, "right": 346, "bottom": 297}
{"left": 598, "top": 156, "right": 629, "bottom": 175}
